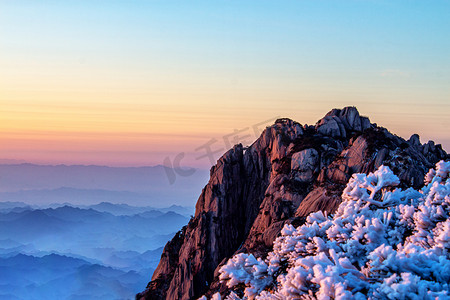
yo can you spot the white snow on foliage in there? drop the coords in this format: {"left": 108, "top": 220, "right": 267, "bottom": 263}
{"left": 204, "top": 161, "right": 450, "bottom": 300}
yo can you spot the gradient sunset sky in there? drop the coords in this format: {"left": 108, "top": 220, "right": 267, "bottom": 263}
{"left": 1, "top": 1, "right": 449, "bottom": 168}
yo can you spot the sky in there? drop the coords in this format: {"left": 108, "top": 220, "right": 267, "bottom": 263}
{"left": 1, "top": 1, "right": 449, "bottom": 168}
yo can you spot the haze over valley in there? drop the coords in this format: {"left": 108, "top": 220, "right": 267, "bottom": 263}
{"left": 0, "top": 164, "right": 207, "bottom": 299}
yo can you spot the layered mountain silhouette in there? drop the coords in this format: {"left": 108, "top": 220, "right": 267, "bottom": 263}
{"left": 137, "top": 107, "right": 448, "bottom": 300}
{"left": 0, "top": 206, "right": 189, "bottom": 253}
{"left": 0, "top": 203, "right": 192, "bottom": 299}
{"left": 0, "top": 253, "right": 151, "bottom": 300}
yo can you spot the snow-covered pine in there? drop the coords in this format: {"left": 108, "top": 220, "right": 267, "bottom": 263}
{"left": 202, "top": 161, "right": 450, "bottom": 300}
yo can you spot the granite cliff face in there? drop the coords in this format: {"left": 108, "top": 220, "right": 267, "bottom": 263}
{"left": 137, "top": 107, "right": 448, "bottom": 300}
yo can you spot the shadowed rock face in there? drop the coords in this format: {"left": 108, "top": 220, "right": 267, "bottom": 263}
{"left": 136, "top": 107, "right": 448, "bottom": 300}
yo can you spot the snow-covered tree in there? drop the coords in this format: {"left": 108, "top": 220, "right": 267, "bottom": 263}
{"left": 211, "top": 161, "right": 450, "bottom": 300}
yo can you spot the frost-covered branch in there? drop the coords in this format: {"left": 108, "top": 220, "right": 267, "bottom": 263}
{"left": 201, "top": 161, "right": 450, "bottom": 300}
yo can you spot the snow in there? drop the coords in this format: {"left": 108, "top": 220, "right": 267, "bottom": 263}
{"left": 205, "top": 160, "right": 450, "bottom": 299}
{"left": 219, "top": 253, "right": 272, "bottom": 298}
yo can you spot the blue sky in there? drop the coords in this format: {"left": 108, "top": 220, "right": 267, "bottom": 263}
{"left": 1, "top": 1, "right": 449, "bottom": 166}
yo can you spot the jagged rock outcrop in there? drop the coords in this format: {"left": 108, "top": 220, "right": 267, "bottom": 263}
{"left": 137, "top": 107, "right": 448, "bottom": 300}
{"left": 291, "top": 148, "right": 319, "bottom": 182}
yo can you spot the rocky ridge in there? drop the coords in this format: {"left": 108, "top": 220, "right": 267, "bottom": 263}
{"left": 137, "top": 107, "right": 448, "bottom": 300}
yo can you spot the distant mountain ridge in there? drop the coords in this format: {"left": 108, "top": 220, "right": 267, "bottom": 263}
{"left": 0, "top": 163, "right": 209, "bottom": 206}
{"left": 0, "top": 203, "right": 189, "bottom": 261}
{"left": 0, "top": 187, "right": 154, "bottom": 206}
{"left": 0, "top": 163, "right": 208, "bottom": 192}
{"left": 0, "top": 202, "right": 189, "bottom": 299}
{"left": 0, "top": 253, "right": 152, "bottom": 300}
{"left": 0, "top": 201, "right": 194, "bottom": 216}
{"left": 0, "top": 205, "right": 189, "bottom": 242}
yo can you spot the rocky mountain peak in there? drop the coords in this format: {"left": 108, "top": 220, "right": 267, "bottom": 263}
{"left": 315, "top": 106, "right": 371, "bottom": 138}
{"left": 137, "top": 107, "right": 448, "bottom": 300}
